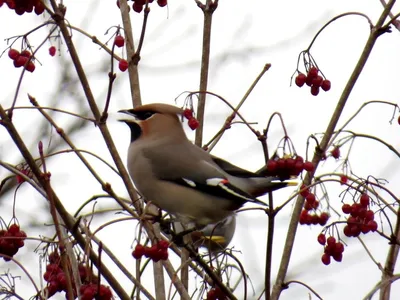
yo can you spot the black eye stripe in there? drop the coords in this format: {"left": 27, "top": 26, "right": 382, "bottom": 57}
{"left": 133, "top": 110, "right": 156, "bottom": 120}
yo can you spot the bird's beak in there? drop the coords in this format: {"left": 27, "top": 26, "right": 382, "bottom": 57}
{"left": 118, "top": 109, "right": 138, "bottom": 123}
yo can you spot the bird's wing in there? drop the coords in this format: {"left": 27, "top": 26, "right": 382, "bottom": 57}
{"left": 143, "top": 143, "right": 265, "bottom": 205}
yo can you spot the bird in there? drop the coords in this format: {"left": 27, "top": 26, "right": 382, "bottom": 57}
{"left": 119, "top": 103, "right": 296, "bottom": 229}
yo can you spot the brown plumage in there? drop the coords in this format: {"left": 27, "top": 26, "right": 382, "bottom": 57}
{"left": 119, "top": 103, "right": 295, "bottom": 228}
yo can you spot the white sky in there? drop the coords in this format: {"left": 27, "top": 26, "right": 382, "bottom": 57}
{"left": 1, "top": 0, "right": 400, "bottom": 299}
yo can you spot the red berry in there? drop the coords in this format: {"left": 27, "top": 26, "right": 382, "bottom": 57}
{"left": 308, "top": 67, "right": 318, "bottom": 79}
{"left": 321, "top": 253, "right": 331, "bottom": 265}
{"left": 285, "top": 157, "right": 295, "bottom": 169}
{"left": 188, "top": 117, "right": 199, "bottom": 130}
{"left": 317, "top": 233, "right": 326, "bottom": 245}
{"left": 299, "top": 210, "right": 309, "bottom": 225}
{"left": 132, "top": 2, "right": 143, "bottom": 12}
{"left": 147, "top": 245, "right": 159, "bottom": 259}
{"left": 118, "top": 59, "right": 129, "bottom": 72}
{"left": 158, "top": 240, "right": 169, "bottom": 250}
{"left": 305, "top": 193, "right": 316, "bottom": 204}
{"left": 342, "top": 204, "right": 351, "bottom": 214}
{"left": 398, "top": 115, "right": 400, "bottom": 125}
{"left": 8, "top": 49, "right": 20, "bottom": 60}
{"left": 321, "top": 79, "right": 331, "bottom": 91}
{"left": 360, "top": 193, "right": 370, "bottom": 207}
{"left": 347, "top": 216, "right": 357, "bottom": 225}
{"left": 365, "top": 210, "right": 374, "bottom": 221}
{"left": 303, "top": 201, "right": 313, "bottom": 211}
{"left": 34, "top": 1, "right": 45, "bottom": 15}
{"left": 310, "top": 85, "right": 320, "bottom": 96}
{"left": 5, "top": 0, "right": 15, "bottom": 9}
{"left": 311, "top": 214, "right": 320, "bottom": 225}
{"left": 98, "top": 284, "right": 112, "bottom": 299}
{"left": 332, "top": 252, "right": 343, "bottom": 262}
{"left": 361, "top": 224, "right": 370, "bottom": 234}
{"left": 367, "top": 220, "right": 378, "bottom": 232}
{"left": 48, "top": 251, "right": 60, "bottom": 264}
{"left": 295, "top": 73, "right": 306, "bottom": 87}
{"left": 183, "top": 108, "right": 193, "bottom": 120}
{"left": 49, "top": 46, "right": 56, "bottom": 56}
{"left": 114, "top": 35, "right": 125, "bottom": 47}
{"left": 350, "top": 225, "right": 361, "bottom": 237}
{"left": 207, "top": 288, "right": 218, "bottom": 300}
{"left": 46, "top": 281, "right": 60, "bottom": 298}
{"left": 319, "top": 212, "right": 329, "bottom": 225}
{"left": 132, "top": 244, "right": 145, "bottom": 259}
{"left": 343, "top": 225, "right": 352, "bottom": 237}
{"left": 340, "top": 175, "right": 348, "bottom": 185}
{"left": 266, "top": 160, "right": 277, "bottom": 173}
{"left": 327, "top": 236, "right": 336, "bottom": 246}
{"left": 159, "top": 249, "right": 168, "bottom": 260}
{"left": 335, "top": 242, "right": 344, "bottom": 254}
{"left": 276, "top": 158, "right": 286, "bottom": 170}
{"left": 13, "top": 56, "right": 29, "bottom": 68}
{"left": 20, "top": 50, "right": 31, "bottom": 58}
{"left": 293, "top": 161, "right": 304, "bottom": 176}
{"left": 157, "top": 0, "right": 167, "bottom": 7}
{"left": 350, "top": 203, "right": 361, "bottom": 217}
{"left": 8, "top": 224, "right": 20, "bottom": 235}
{"left": 331, "top": 147, "right": 340, "bottom": 159}
{"left": 312, "top": 75, "right": 323, "bottom": 87}
{"left": 26, "top": 61, "right": 35, "bottom": 72}
{"left": 299, "top": 184, "right": 309, "bottom": 197}
{"left": 303, "top": 161, "right": 315, "bottom": 172}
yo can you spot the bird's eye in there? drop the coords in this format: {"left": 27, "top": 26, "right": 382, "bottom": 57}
{"left": 142, "top": 112, "right": 154, "bottom": 119}
{"left": 135, "top": 111, "right": 155, "bottom": 120}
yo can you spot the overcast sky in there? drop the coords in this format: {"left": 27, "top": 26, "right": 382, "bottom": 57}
{"left": 0, "top": 1, "right": 400, "bottom": 299}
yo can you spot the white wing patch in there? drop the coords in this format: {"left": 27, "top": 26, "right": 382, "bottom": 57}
{"left": 182, "top": 178, "right": 197, "bottom": 187}
{"left": 206, "top": 178, "right": 254, "bottom": 202}
{"left": 206, "top": 178, "right": 228, "bottom": 186}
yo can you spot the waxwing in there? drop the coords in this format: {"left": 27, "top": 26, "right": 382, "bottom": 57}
{"left": 119, "top": 103, "right": 295, "bottom": 228}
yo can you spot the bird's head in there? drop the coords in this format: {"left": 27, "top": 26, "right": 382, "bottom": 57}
{"left": 119, "top": 103, "right": 185, "bottom": 142}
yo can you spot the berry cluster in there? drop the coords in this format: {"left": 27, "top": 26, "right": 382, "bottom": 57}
{"left": 0, "top": 224, "right": 27, "bottom": 261}
{"left": 299, "top": 185, "right": 330, "bottom": 226}
{"left": 318, "top": 235, "right": 344, "bottom": 265}
{"left": 0, "top": 0, "right": 45, "bottom": 15}
{"left": 294, "top": 67, "right": 331, "bottom": 96}
{"left": 299, "top": 209, "right": 329, "bottom": 226}
{"left": 342, "top": 193, "right": 377, "bottom": 237}
{"left": 207, "top": 286, "right": 227, "bottom": 300}
{"left": 132, "top": 240, "right": 169, "bottom": 262}
{"left": 8, "top": 48, "right": 35, "bottom": 72}
{"left": 182, "top": 108, "right": 200, "bottom": 130}
{"left": 44, "top": 252, "right": 112, "bottom": 299}
{"left": 266, "top": 156, "right": 315, "bottom": 180}
{"left": 116, "top": 0, "right": 167, "bottom": 13}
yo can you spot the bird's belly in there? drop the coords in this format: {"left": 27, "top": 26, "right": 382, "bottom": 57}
{"left": 142, "top": 180, "right": 235, "bottom": 227}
